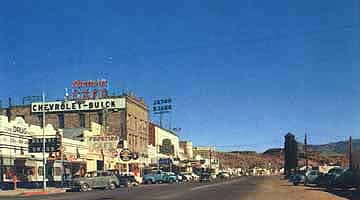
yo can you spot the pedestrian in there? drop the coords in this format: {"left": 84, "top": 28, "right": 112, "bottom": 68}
{"left": 127, "top": 180, "right": 133, "bottom": 192}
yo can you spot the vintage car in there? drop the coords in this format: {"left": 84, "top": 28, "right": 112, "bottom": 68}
{"left": 199, "top": 173, "right": 213, "bottom": 183}
{"left": 143, "top": 170, "right": 177, "bottom": 184}
{"left": 116, "top": 175, "right": 139, "bottom": 187}
{"left": 70, "top": 171, "right": 120, "bottom": 192}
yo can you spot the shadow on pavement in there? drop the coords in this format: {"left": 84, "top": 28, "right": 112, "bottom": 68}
{"left": 305, "top": 187, "right": 360, "bottom": 200}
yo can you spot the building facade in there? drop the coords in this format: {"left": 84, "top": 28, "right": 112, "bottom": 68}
{"left": 5, "top": 94, "right": 149, "bottom": 162}
{"left": 179, "top": 141, "right": 193, "bottom": 159}
{"left": 148, "top": 123, "right": 180, "bottom": 161}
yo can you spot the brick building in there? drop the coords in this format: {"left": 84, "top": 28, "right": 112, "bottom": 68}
{"left": 4, "top": 94, "right": 149, "bottom": 160}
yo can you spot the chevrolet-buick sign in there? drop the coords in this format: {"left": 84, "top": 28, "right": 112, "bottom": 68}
{"left": 31, "top": 98, "right": 125, "bottom": 113}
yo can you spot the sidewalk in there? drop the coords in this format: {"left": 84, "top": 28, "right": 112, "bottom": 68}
{"left": 0, "top": 187, "right": 66, "bottom": 197}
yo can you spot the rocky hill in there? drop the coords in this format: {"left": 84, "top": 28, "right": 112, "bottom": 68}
{"left": 306, "top": 139, "right": 360, "bottom": 155}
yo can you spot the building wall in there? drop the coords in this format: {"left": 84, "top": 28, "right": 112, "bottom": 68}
{"left": 5, "top": 95, "right": 149, "bottom": 158}
{"left": 179, "top": 141, "right": 193, "bottom": 159}
{"left": 154, "top": 125, "right": 180, "bottom": 158}
{"left": 193, "top": 146, "right": 216, "bottom": 160}
{"left": 125, "top": 96, "right": 148, "bottom": 156}
{"left": 148, "top": 123, "right": 155, "bottom": 146}
{"left": 353, "top": 151, "right": 360, "bottom": 172}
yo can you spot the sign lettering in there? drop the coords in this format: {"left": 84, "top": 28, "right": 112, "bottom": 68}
{"left": 31, "top": 98, "right": 125, "bottom": 113}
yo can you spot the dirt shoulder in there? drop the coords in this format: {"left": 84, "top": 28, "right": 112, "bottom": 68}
{"left": 242, "top": 176, "right": 349, "bottom": 200}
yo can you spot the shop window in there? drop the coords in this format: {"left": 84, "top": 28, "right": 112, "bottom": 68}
{"left": 79, "top": 113, "right": 85, "bottom": 128}
{"left": 58, "top": 114, "right": 64, "bottom": 128}
{"left": 54, "top": 167, "right": 62, "bottom": 176}
{"left": 38, "top": 167, "right": 44, "bottom": 176}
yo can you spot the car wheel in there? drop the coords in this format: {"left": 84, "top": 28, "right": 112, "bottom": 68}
{"left": 109, "top": 182, "right": 116, "bottom": 190}
{"left": 80, "top": 183, "right": 90, "bottom": 192}
{"left": 169, "top": 179, "right": 174, "bottom": 184}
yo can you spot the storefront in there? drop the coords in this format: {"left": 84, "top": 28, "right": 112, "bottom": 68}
{"left": 0, "top": 116, "right": 32, "bottom": 187}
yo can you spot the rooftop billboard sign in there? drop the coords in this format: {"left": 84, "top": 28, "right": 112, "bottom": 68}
{"left": 31, "top": 98, "right": 125, "bottom": 113}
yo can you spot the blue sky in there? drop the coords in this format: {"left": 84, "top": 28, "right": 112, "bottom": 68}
{"left": 0, "top": 0, "right": 359, "bottom": 152}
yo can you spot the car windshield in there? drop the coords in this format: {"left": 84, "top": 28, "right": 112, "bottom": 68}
{"left": 1, "top": 1, "right": 359, "bottom": 200}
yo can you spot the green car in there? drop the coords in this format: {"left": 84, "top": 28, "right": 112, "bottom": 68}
{"left": 71, "top": 171, "right": 120, "bottom": 192}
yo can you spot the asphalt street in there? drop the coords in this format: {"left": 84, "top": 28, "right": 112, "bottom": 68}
{"left": 2, "top": 176, "right": 263, "bottom": 200}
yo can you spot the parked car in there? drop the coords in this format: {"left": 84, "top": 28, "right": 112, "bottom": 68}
{"left": 199, "top": 173, "right": 212, "bottom": 183}
{"left": 304, "top": 170, "right": 320, "bottom": 186}
{"left": 143, "top": 171, "right": 177, "bottom": 184}
{"left": 116, "top": 175, "right": 139, "bottom": 187}
{"left": 317, "top": 167, "right": 344, "bottom": 187}
{"left": 329, "top": 168, "right": 359, "bottom": 188}
{"left": 217, "top": 172, "right": 230, "bottom": 179}
{"left": 164, "top": 172, "right": 178, "bottom": 183}
{"left": 181, "top": 172, "right": 199, "bottom": 182}
{"left": 191, "top": 173, "right": 200, "bottom": 181}
{"left": 70, "top": 171, "right": 120, "bottom": 192}
{"left": 292, "top": 173, "right": 305, "bottom": 186}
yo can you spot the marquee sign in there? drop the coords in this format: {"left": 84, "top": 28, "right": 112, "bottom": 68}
{"left": 31, "top": 98, "right": 125, "bottom": 113}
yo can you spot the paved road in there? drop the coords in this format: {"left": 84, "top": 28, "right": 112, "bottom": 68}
{"left": 1, "top": 176, "right": 351, "bottom": 200}
{"left": 2, "top": 176, "right": 262, "bottom": 200}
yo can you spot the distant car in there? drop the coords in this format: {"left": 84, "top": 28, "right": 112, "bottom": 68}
{"left": 217, "top": 172, "right": 230, "bottom": 179}
{"left": 304, "top": 170, "right": 320, "bottom": 186}
{"left": 199, "top": 173, "right": 212, "bottom": 183}
{"left": 292, "top": 173, "right": 305, "bottom": 186}
{"left": 317, "top": 167, "right": 344, "bottom": 187}
{"left": 70, "top": 171, "right": 119, "bottom": 192}
{"left": 329, "top": 168, "right": 359, "bottom": 188}
{"left": 116, "top": 175, "right": 139, "bottom": 187}
{"left": 191, "top": 173, "right": 200, "bottom": 181}
{"left": 181, "top": 172, "right": 198, "bottom": 182}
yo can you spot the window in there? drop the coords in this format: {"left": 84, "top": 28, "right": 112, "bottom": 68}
{"left": 79, "top": 113, "right": 85, "bottom": 128}
{"left": 38, "top": 167, "right": 44, "bottom": 176}
{"left": 54, "top": 167, "right": 62, "bottom": 176}
{"left": 58, "top": 114, "right": 64, "bottom": 128}
{"left": 98, "top": 112, "right": 103, "bottom": 125}
{"left": 38, "top": 115, "right": 44, "bottom": 128}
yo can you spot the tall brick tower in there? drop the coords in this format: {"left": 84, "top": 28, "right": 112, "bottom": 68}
{"left": 284, "top": 132, "right": 298, "bottom": 176}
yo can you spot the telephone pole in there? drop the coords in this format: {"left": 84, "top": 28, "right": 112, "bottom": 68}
{"left": 304, "top": 133, "right": 308, "bottom": 171}
{"left": 209, "top": 148, "right": 212, "bottom": 173}
{"left": 42, "top": 92, "right": 47, "bottom": 190}
{"left": 349, "top": 136, "right": 353, "bottom": 169}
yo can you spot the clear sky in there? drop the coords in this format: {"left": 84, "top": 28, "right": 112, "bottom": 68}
{"left": 0, "top": 0, "right": 359, "bottom": 152}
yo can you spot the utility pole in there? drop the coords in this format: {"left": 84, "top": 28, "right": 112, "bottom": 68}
{"left": 304, "top": 133, "right": 308, "bottom": 171}
{"left": 42, "top": 92, "right": 47, "bottom": 190}
{"left": 349, "top": 136, "right": 353, "bottom": 169}
{"left": 209, "top": 148, "right": 212, "bottom": 174}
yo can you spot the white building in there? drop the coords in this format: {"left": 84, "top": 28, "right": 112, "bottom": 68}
{"left": 148, "top": 123, "right": 180, "bottom": 163}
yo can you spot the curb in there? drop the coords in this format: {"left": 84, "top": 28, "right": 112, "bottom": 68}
{"left": 22, "top": 191, "right": 49, "bottom": 196}
{"left": 21, "top": 189, "right": 66, "bottom": 197}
